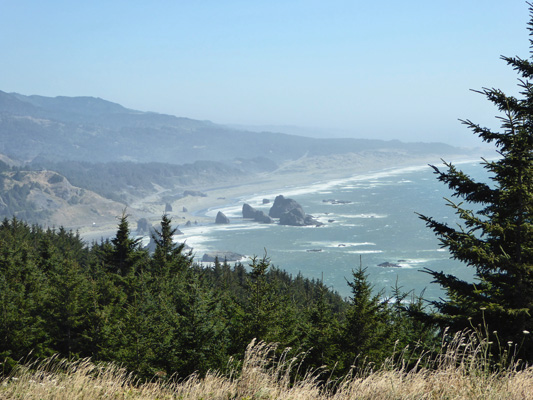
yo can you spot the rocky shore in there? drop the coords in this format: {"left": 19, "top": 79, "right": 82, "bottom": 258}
{"left": 79, "top": 151, "right": 482, "bottom": 243}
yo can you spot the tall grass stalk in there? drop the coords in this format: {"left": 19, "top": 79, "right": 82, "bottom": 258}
{"left": 2, "top": 333, "right": 533, "bottom": 399}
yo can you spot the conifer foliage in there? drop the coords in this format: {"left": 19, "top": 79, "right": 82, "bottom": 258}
{"left": 340, "top": 266, "right": 391, "bottom": 368}
{"left": 418, "top": 4, "right": 533, "bottom": 360}
{"left": 0, "top": 215, "right": 359, "bottom": 378}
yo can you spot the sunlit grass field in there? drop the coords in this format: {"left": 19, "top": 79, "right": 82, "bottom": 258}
{"left": 2, "top": 331, "right": 533, "bottom": 400}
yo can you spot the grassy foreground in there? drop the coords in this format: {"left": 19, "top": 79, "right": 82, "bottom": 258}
{"left": 2, "top": 333, "right": 533, "bottom": 400}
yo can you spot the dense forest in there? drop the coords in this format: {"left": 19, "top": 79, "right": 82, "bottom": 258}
{"left": 0, "top": 214, "right": 433, "bottom": 380}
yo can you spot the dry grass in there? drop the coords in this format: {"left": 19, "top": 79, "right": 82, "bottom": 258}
{"left": 2, "top": 333, "right": 533, "bottom": 400}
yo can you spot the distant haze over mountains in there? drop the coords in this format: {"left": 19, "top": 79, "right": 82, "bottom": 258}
{"left": 0, "top": 90, "right": 480, "bottom": 229}
{"left": 227, "top": 124, "right": 363, "bottom": 139}
{"left": 0, "top": 90, "right": 465, "bottom": 166}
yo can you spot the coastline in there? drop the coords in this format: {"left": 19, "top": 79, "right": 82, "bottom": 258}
{"left": 79, "top": 151, "right": 487, "bottom": 243}
{"left": 74, "top": 150, "right": 492, "bottom": 302}
{"left": 161, "top": 154, "right": 487, "bottom": 300}
{"left": 176, "top": 152, "right": 485, "bottom": 220}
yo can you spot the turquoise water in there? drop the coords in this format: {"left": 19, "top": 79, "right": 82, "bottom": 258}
{"left": 177, "top": 161, "right": 488, "bottom": 300}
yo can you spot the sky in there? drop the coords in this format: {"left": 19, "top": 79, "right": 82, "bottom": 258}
{"left": 1, "top": 1, "right": 530, "bottom": 146}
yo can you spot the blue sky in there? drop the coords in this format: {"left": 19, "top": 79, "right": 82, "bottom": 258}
{"left": 1, "top": 1, "right": 530, "bottom": 145}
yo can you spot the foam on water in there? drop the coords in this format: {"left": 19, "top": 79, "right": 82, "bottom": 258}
{"left": 205, "top": 204, "right": 243, "bottom": 218}
{"left": 178, "top": 160, "right": 488, "bottom": 299}
{"left": 303, "top": 241, "right": 376, "bottom": 248}
{"left": 337, "top": 213, "right": 388, "bottom": 219}
{"left": 346, "top": 250, "right": 384, "bottom": 254}
{"left": 174, "top": 222, "right": 271, "bottom": 254}
{"left": 230, "top": 164, "right": 437, "bottom": 206}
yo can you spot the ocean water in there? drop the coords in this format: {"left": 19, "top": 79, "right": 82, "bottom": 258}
{"left": 173, "top": 161, "right": 488, "bottom": 300}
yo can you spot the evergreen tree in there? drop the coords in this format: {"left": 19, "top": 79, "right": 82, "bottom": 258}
{"left": 113, "top": 270, "right": 155, "bottom": 375}
{"left": 339, "top": 265, "right": 391, "bottom": 370}
{"left": 150, "top": 214, "right": 191, "bottom": 276}
{"left": 174, "top": 273, "right": 227, "bottom": 376}
{"left": 246, "top": 255, "right": 273, "bottom": 341}
{"left": 300, "top": 281, "right": 341, "bottom": 371}
{"left": 107, "top": 210, "right": 145, "bottom": 277}
{"left": 82, "top": 252, "right": 119, "bottom": 360}
{"left": 418, "top": 4, "right": 533, "bottom": 361}
{"left": 45, "top": 257, "right": 92, "bottom": 358}
{"left": 0, "top": 219, "right": 50, "bottom": 361}
{"left": 230, "top": 255, "right": 300, "bottom": 353}
{"left": 388, "top": 284, "right": 438, "bottom": 368}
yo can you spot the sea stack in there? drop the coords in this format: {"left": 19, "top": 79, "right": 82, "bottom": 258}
{"left": 215, "top": 211, "right": 230, "bottom": 224}
{"left": 268, "top": 195, "right": 305, "bottom": 218}
{"left": 269, "top": 195, "right": 323, "bottom": 226}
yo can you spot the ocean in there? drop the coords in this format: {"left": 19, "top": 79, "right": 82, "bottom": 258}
{"left": 170, "top": 160, "right": 488, "bottom": 300}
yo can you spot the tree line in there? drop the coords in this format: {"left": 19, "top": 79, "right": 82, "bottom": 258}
{"left": 0, "top": 213, "right": 433, "bottom": 379}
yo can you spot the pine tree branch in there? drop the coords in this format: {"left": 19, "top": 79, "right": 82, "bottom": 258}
{"left": 430, "top": 161, "right": 496, "bottom": 205}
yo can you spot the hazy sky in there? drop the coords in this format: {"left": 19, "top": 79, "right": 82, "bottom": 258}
{"left": 1, "top": 1, "right": 530, "bottom": 145}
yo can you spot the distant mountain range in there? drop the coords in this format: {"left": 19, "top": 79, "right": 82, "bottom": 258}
{"left": 0, "top": 90, "right": 475, "bottom": 229}
{"left": 0, "top": 90, "right": 464, "bottom": 165}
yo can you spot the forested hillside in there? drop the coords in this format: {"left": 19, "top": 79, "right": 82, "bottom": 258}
{"left": 0, "top": 215, "right": 432, "bottom": 379}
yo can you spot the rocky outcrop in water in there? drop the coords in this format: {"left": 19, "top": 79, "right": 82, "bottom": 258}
{"left": 254, "top": 210, "right": 274, "bottom": 223}
{"left": 378, "top": 262, "right": 402, "bottom": 268}
{"left": 215, "top": 211, "right": 230, "bottom": 224}
{"left": 242, "top": 203, "right": 274, "bottom": 223}
{"left": 268, "top": 195, "right": 305, "bottom": 218}
{"left": 242, "top": 203, "right": 257, "bottom": 218}
{"left": 279, "top": 207, "right": 323, "bottom": 227}
{"left": 242, "top": 196, "right": 322, "bottom": 227}
{"left": 266, "top": 195, "right": 322, "bottom": 226}
{"left": 136, "top": 218, "right": 152, "bottom": 235}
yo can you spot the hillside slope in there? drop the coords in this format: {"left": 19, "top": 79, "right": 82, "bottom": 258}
{"left": 0, "top": 91, "right": 464, "bottom": 165}
{"left": 0, "top": 170, "right": 125, "bottom": 228}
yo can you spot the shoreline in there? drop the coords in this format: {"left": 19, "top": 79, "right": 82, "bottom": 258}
{"left": 181, "top": 154, "right": 486, "bottom": 220}
{"left": 79, "top": 152, "right": 487, "bottom": 243}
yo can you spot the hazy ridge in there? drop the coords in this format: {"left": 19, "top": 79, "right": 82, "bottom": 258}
{"left": 1, "top": 90, "right": 466, "bottom": 164}
{"left": 0, "top": 90, "right": 475, "bottom": 231}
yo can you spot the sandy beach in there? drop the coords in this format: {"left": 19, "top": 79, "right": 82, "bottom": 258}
{"left": 171, "top": 151, "right": 484, "bottom": 214}
{"left": 79, "top": 150, "right": 486, "bottom": 243}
